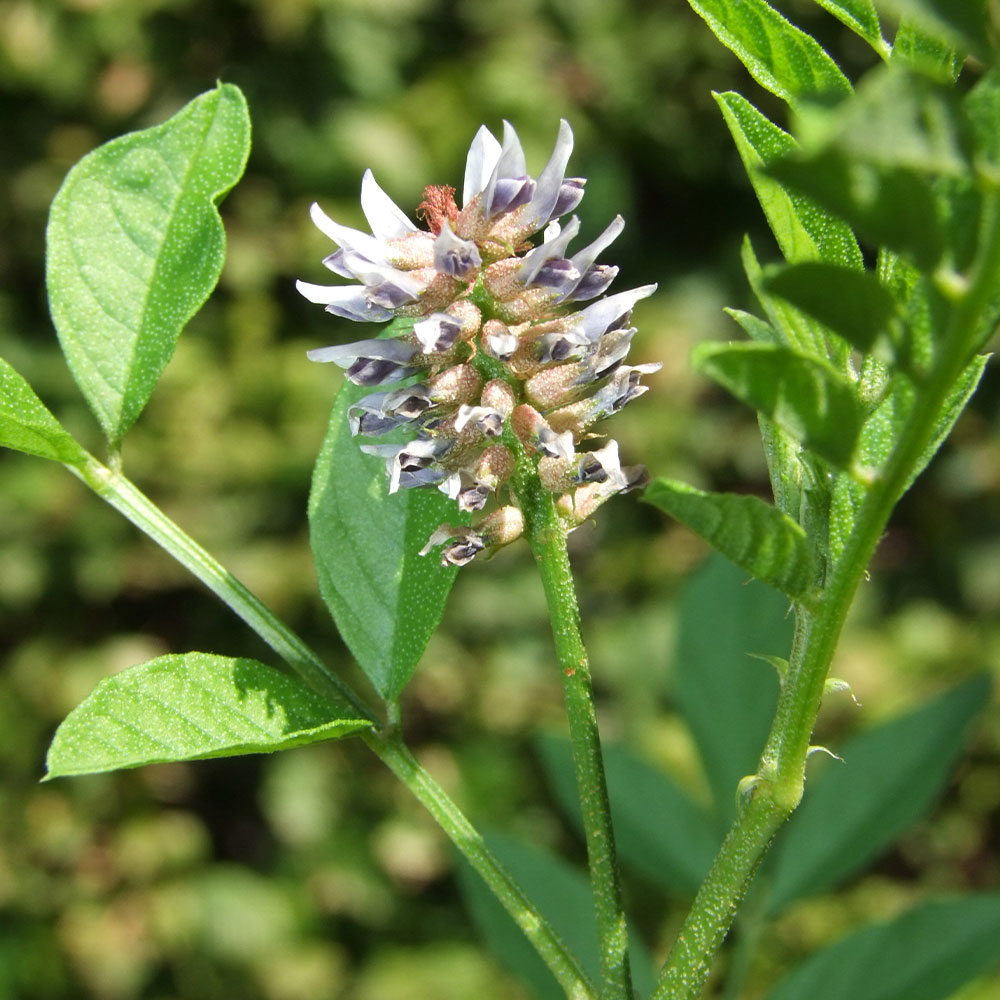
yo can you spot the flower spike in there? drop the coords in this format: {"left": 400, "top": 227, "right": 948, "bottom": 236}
{"left": 299, "top": 120, "right": 659, "bottom": 565}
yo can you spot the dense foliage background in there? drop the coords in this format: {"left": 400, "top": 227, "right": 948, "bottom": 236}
{"left": 1, "top": 1, "right": 997, "bottom": 997}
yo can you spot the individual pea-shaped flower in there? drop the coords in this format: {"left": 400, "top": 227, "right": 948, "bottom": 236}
{"left": 299, "top": 119, "right": 660, "bottom": 566}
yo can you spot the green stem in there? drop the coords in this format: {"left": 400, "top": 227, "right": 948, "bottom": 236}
{"left": 67, "top": 453, "right": 595, "bottom": 999}
{"left": 370, "top": 732, "right": 596, "bottom": 1000}
{"left": 652, "top": 192, "right": 1000, "bottom": 1000}
{"left": 520, "top": 473, "right": 631, "bottom": 1000}
{"left": 70, "top": 453, "right": 369, "bottom": 716}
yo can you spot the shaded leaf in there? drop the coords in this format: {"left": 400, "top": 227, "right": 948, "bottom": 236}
{"left": 767, "top": 675, "right": 990, "bottom": 910}
{"left": 827, "top": 354, "right": 987, "bottom": 564}
{"left": 716, "top": 91, "right": 863, "bottom": 270}
{"left": 536, "top": 733, "right": 717, "bottom": 896}
{"left": 762, "top": 261, "right": 898, "bottom": 353}
{"left": 771, "top": 153, "right": 945, "bottom": 270}
{"left": 645, "top": 479, "right": 816, "bottom": 599}
{"left": 814, "top": 0, "right": 888, "bottom": 53}
{"left": 0, "top": 358, "right": 87, "bottom": 465}
{"left": 879, "top": 0, "right": 991, "bottom": 64}
{"left": 674, "top": 554, "right": 791, "bottom": 825}
{"left": 689, "top": 0, "right": 852, "bottom": 106}
{"left": 694, "top": 341, "right": 865, "bottom": 468}
{"left": 765, "top": 894, "right": 1000, "bottom": 1000}
{"left": 308, "top": 372, "right": 465, "bottom": 701}
{"left": 46, "top": 84, "right": 251, "bottom": 447}
{"left": 45, "top": 653, "right": 371, "bottom": 778}
{"left": 890, "top": 17, "right": 961, "bottom": 81}
{"left": 455, "top": 832, "right": 655, "bottom": 1000}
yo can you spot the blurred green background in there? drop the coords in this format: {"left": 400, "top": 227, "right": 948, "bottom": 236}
{"left": 0, "top": 0, "right": 998, "bottom": 997}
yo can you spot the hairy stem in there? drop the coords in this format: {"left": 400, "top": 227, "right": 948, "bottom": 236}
{"left": 519, "top": 469, "right": 631, "bottom": 1000}
{"left": 67, "top": 456, "right": 596, "bottom": 1000}
{"left": 652, "top": 186, "right": 1000, "bottom": 1000}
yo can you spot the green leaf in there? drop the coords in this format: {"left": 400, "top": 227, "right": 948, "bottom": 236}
{"left": 716, "top": 91, "right": 863, "bottom": 270}
{"left": 308, "top": 374, "right": 465, "bottom": 701}
{"left": 890, "top": 17, "right": 961, "bottom": 81}
{"left": 535, "top": 733, "right": 717, "bottom": 896}
{"left": 45, "top": 653, "right": 371, "bottom": 778}
{"left": 0, "top": 358, "right": 87, "bottom": 465}
{"left": 688, "top": 0, "right": 852, "bottom": 106}
{"left": 694, "top": 341, "right": 865, "bottom": 468}
{"left": 764, "top": 893, "right": 1000, "bottom": 1000}
{"left": 645, "top": 479, "right": 816, "bottom": 599}
{"left": 880, "top": 0, "right": 991, "bottom": 64}
{"left": 766, "top": 675, "right": 990, "bottom": 910}
{"left": 674, "top": 554, "right": 792, "bottom": 825}
{"left": 762, "top": 262, "right": 898, "bottom": 353}
{"left": 455, "top": 832, "right": 655, "bottom": 1000}
{"left": 46, "top": 83, "right": 251, "bottom": 447}
{"left": 814, "top": 0, "right": 889, "bottom": 53}
{"left": 828, "top": 354, "right": 987, "bottom": 563}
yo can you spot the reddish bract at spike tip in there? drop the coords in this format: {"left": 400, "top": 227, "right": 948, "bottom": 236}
{"left": 416, "top": 185, "right": 460, "bottom": 234}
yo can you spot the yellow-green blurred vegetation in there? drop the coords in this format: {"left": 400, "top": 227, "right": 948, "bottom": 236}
{"left": 0, "top": 1, "right": 998, "bottom": 998}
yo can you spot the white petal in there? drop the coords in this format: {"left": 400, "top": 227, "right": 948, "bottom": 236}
{"left": 309, "top": 202, "right": 388, "bottom": 263}
{"left": 296, "top": 280, "right": 365, "bottom": 305}
{"left": 463, "top": 125, "right": 502, "bottom": 206}
{"left": 570, "top": 215, "right": 625, "bottom": 273}
{"left": 360, "top": 169, "right": 417, "bottom": 241}
{"left": 570, "top": 284, "right": 658, "bottom": 339}
{"left": 524, "top": 119, "right": 574, "bottom": 228}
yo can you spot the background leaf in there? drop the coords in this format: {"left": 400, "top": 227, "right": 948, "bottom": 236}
{"left": 535, "top": 734, "right": 717, "bottom": 895}
{"left": 674, "top": 554, "right": 792, "bottom": 825}
{"left": 688, "top": 0, "right": 852, "bottom": 106}
{"left": 455, "top": 832, "right": 655, "bottom": 1000}
{"left": 0, "top": 358, "right": 87, "bottom": 465}
{"left": 765, "top": 675, "right": 990, "bottom": 911}
{"left": 308, "top": 375, "right": 465, "bottom": 701}
{"left": 45, "top": 653, "right": 371, "bottom": 778}
{"left": 645, "top": 478, "right": 816, "bottom": 598}
{"left": 877, "top": 0, "right": 991, "bottom": 63}
{"left": 45, "top": 83, "right": 250, "bottom": 447}
{"left": 694, "top": 341, "right": 865, "bottom": 467}
{"left": 764, "top": 894, "right": 1000, "bottom": 1000}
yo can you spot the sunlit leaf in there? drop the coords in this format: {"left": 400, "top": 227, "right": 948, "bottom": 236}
{"left": 715, "top": 91, "right": 863, "bottom": 270}
{"left": 0, "top": 358, "right": 87, "bottom": 465}
{"left": 45, "top": 653, "right": 371, "bottom": 778}
{"left": 765, "top": 894, "right": 1000, "bottom": 1000}
{"left": 814, "top": 0, "right": 888, "bottom": 53}
{"left": 308, "top": 371, "right": 465, "bottom": 701}
{"left": 645, "top": 479, "right": 816, "bottom": 598}
{"left": 688, "top": 0, "right": 852, "bottom": 106}
{"left": 536, "top": 733, "right": 717, "bottom": 896}
{"left": 767, "top": 675, "right": 990, "bottom": 910}
{"left": 674, "top": 554, "right": 791, "bottom": 825}
{"left": 694, "top": 341, "right": 865, "bottom": 468}
{"left": 762, "top": 261, "right": 898, "bottom": 353}
{"left": 46, "top": 84, "right": 251, "bottom": 447}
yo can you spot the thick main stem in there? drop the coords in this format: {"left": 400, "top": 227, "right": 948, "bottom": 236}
{"left": 67, "top": 455, "right": 595, "bottom": 1000}
{"left": 523, "top": 486, "right": 632, "bottom": 1000}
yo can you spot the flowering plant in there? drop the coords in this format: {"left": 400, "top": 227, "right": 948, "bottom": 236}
{"left": 2, "top": 1, "right": 999, "bottom": 998}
